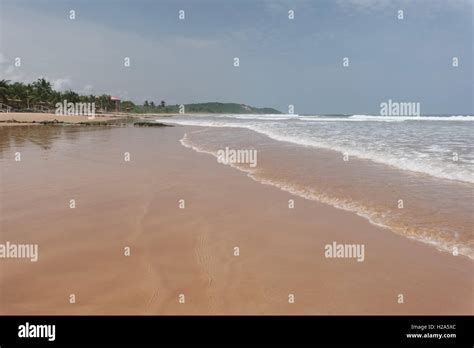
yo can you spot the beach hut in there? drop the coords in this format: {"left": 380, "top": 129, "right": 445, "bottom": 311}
{"left": 111, "top": 96, "right": 121, "bottom": 112}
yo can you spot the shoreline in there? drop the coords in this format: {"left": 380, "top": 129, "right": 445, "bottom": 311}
{"left": 0, "top": 125, "right": 472, "bottom": 315}
{"left": 0, "top": 112, "right": 260, "bottom": 127}
{"left": 178, "top": 126, "right": 474, "bottom": 261}
{"left": 0, "top": 112, "right": 167, "bottom": 127}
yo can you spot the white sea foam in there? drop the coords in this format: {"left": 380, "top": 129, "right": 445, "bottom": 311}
{"left": 211, "top": 113, "right": 298, "bottom": 120}
{"left": 159, "top": 116, "right": 474, "bottom": 184}
{"left": 179, "top": 131, "right": 474, "bottom": 260}
{"left": 348, "top": 115, "right": 474, "bottom": 121}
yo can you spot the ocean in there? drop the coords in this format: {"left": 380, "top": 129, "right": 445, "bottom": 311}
{"left": 158, "top": 114, "right": 474, "bottom": 259}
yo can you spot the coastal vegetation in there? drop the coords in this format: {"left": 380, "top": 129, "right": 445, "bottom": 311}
{"left": 0, "top": 78, "right": 117, "bottom": 113}
{"left": 0, "top": 78, "right": 280, "bottom": 114}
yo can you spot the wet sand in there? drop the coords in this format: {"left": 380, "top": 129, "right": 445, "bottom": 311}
{"left": 182, "top": 127, "right": 474, "bottom": 260}
{"left": 0, "top": 125, "right": 472, "bottom": 314}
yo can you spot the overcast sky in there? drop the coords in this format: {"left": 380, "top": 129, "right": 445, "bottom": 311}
{"left": 1, "top": 0, "right": 472, "bottom": 114}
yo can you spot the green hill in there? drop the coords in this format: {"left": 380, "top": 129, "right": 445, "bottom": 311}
{"left": 137, "top": 102, "right": 281, "bottom": 114}
{"left": 183, "top": 102, "right": 281, "bottom": 114}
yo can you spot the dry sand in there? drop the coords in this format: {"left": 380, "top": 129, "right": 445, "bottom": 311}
{"left": 0, "top": 125, "right": 472, "bottom": 315}
{"left": 0, "top": 112, "right": 125, "bottom": 126}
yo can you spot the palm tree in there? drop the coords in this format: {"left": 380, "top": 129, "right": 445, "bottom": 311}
{"left": 0, "top": 79, "right": 11, "bottom": 103}
{"left": 62, "top": 90, "right": 80, "bottom": 103}
{"left": 7, "top": 82, "right": 28, "bottom": 110}
{"left": 0, "top": 77, "right": 145, "bottom": 114}
{"left": 32, "top": 78, "right": 54, "bottom": 108}
{"left": 97, "top": 94, "right": 112, "bottom": 112}
{"left": 25, "top": 84, "right": 35, "bottom": 109}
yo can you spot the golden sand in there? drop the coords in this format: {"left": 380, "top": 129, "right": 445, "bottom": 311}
{"left": 0, "top": 125, "right": 472, "bottom": 314}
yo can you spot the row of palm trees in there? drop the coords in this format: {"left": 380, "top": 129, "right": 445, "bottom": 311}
{"left": 0, "top": 78, "right": 119, "bottom": 112}
{"left": 144, "top": 100, "right": 166, "bottom": 108}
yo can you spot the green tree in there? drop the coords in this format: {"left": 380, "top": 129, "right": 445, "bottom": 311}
{"left": 121, "top": 100, "right": 135, "bottom": 112}
{"left": 0, "top": 79, "right": 11, "bottom": 103}
{"left": 61, "top": 90, "right": 80, "bottom": 103}
{"left": 32, "top": 78, "right": 53, "bottom": 104}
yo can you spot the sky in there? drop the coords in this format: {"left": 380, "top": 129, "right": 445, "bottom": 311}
{"left": 0, "top": 0, "right": 472, "bottom": 114}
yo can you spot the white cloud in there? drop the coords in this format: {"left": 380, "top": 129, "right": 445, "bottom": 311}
{"left": 80, "top": 84, "right": 94, "bottom": 94}
{"left": 52, "top": 77, "right": 72, "bottom": 91}
{"left": 1, "top": 62, "right": 25, "bottom": 82}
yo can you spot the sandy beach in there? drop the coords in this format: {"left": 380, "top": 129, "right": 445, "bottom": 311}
{"left": 0, "top": 124, "right": 472, "bottom": 315}
{"left": 0, "top": 112, "right": 197, "bottom": 127}
{"left": 0, "top": 112, "right": 128, "bottom": 126}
